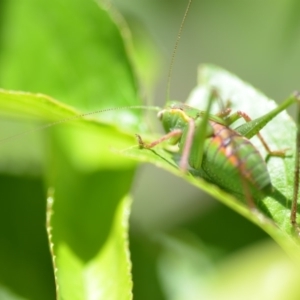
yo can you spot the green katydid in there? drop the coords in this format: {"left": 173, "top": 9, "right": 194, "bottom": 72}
{"left": 136, "top": 89, "right": 300, "bottom": 230}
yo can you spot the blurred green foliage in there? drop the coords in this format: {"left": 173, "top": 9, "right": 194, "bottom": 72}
{"left": 1, "top": 0, "right": 300, "bottom": 299}
{"left": 0, "top": 0, "right": 140, "bottom": 298}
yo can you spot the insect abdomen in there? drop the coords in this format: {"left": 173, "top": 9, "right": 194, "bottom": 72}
{"left": 200, "top": 122, "right": 271, "bottom": 194}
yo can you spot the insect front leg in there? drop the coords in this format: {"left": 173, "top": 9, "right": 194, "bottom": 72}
{"left": 181, "top": 88, "right": 216, "bottom": 171}
{"left": 136, "top": 129, "right": 182, "bottom": 149}
{"left": 179, "top": 119, "right": 195, "bottom": 171}
{"left": 136, "top": 110, "right": 213, "bottom": 173}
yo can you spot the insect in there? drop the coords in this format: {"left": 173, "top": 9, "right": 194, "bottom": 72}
{"left": 136, "top": 88, "right": 300, "bottom": 231}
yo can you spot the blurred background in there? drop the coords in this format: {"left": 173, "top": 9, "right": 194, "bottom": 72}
{"left": 1, "top": 0, "right": 300, "bottom": 299}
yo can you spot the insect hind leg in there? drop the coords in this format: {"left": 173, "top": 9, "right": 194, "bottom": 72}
{"left": 235, "top": 110, "right": 288, "bottom": 158}
{"left": 291, "top": 92, "right": 300, "bottom": 234}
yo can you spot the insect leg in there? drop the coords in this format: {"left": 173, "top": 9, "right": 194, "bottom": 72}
{"left": 136, "top": 129, "right": 182, "bottom": 149}
{"left": 185, "top": 90, "right": 215, "bottom": 170}
{"left": 291, "top": 99, "right": 300, "bottom": 232}
{"left": 234, "top": 110, "right": 287, "bottom": 157}
{"left": 234, "top": 92, "right": 299, "bottom": 139}
{"left": 222, "top": 106, "right": 291, "bottom": 156}
{"left": 179, "top": 119, "right": 195, "bottom": 171}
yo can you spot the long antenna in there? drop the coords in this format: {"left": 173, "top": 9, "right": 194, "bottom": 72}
{"left": 0, "top": 105, "right": 160, "bottom": 144}
{"left": 166, "top": 0, "right": 193, "bottom": 101}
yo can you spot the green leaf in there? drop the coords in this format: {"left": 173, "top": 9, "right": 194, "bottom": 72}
{"left": 48, "top": 195, "right": 133, "bottom": 300}
{"left": 0, "top": 88, "right": 138, "bottom": 299}
{"left": 0, "top": 0, "right": 141, "bottom": 298}
{"left": 0, "top": 0, "right": 139, "bottom": 113}
{"left": 122, "top": 64, "right": 300, "bottom": 259}
{"left": 0, "top": 90, "right": 139, "bottom": 174}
